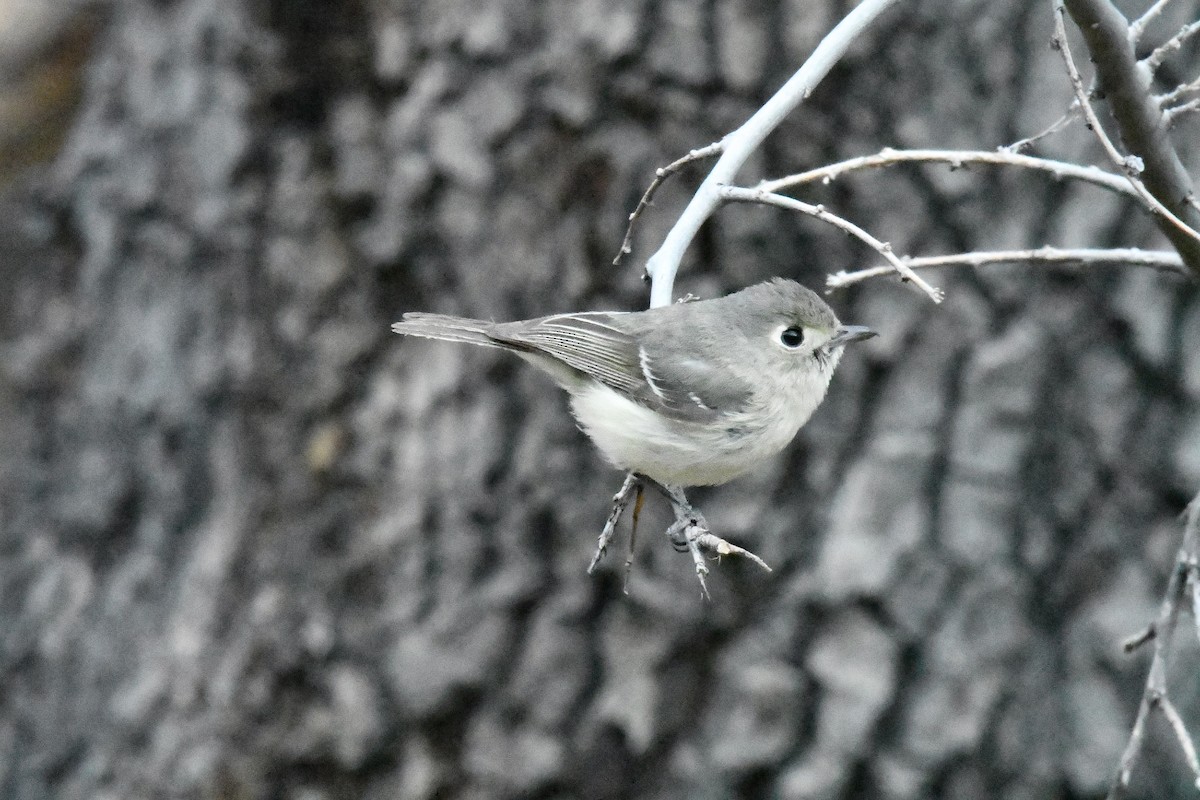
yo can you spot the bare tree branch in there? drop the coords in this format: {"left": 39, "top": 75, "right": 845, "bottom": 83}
{"left": 1005, "top": 107, "right": 1081, "bottom": 152}
{"left": 1160, "top": 696, "right": 1200, "bottom": 783}
{"left": 1157, "top": 76, "right": 1200, "bottom": 106}
{"left": 1164, "top": 97, "right": 1200, "bottom": 125}
{"left": 1123, "top": 622, "right": 1157, "bottom": 653}
{"left": 613, "top": 143, "right": 722, "bottom": 267}
{"left": 1107, "top": 493, "right": 1200, "bottom": 799}
{"left": 1143, "top": 19, "right": 1200, "bottom": 73}
{"left": 639, "top": 0, "right": 913, "bottom": 307}
{"left": 719, "top": 186, "right": 944, "bottom": 300}
{"left": 825, "top": 246, "right": 1187, "bottom": 289}
{"left": 1058, "top": 0, "right": 1200, "bottom": 274}
{"left": 1127, "top": 0, "right": 1175, "bottom": 44}
{"left": 758, "top": 147, "right": 1141, "bottom": 200}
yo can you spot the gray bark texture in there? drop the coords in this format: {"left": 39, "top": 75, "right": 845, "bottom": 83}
{"left": 2, "top": 0, "right": 1200, "bottom": 798}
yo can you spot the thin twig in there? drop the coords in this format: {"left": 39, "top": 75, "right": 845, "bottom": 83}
{"left": 1163, "top": 97, "right": 1200, "bottom": 125}
{"left": 1190, "top": 565, "right": 1200, "bottom": 644}
{"left": 1122, "top": 622, "right": 1157, "bottom": 654}
{"left": 825, "top": 246, "right": 1187, "bottom": 289}
{"left": 692, "top": 532, "right": 772, "bottom": 572}
{"left": 1142, "top": 19, "right": 1200, "bottom": 73}
{"left": 720, "top": 186, "right": 944, "bottom": 301}
{"left": 1107, "top": 493, "right": 1200, "bottom": 800}
{"left": 1005, "top": 106, "right": 1081, "bottom": 152}
{"left": 641, "top": 0, "right": 903, "bottom": 307}
{"left": 1128, "top": 0, "right": 1175, "bottom": 44}
{"left": 1156, "top": 76, "right": 1200, "bottom": 106}
{"left": 613, "top": 143, "right": 723, "bottom": 267}
{"left": 758, "top": 147, "right": 1139, "bottom": 199}
{"left": 1159, "top": 695, "right": 1200, "bottom": 784}
{"left": 1053, "top": 3, "right": 1200, "bottom": 255}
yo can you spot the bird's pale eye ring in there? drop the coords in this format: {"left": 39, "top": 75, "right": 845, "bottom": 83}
{"left": 779, "top": 326, "right": 805, "bottom": 348}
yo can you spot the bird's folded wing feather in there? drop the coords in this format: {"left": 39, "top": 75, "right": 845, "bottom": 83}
{"left": 489, "top": 312, "right": 752, "bottom": 422}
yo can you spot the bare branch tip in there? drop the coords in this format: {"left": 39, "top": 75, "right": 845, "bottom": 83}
{"left": 1123, "top": 623, "right": 1157, "bottom": 653}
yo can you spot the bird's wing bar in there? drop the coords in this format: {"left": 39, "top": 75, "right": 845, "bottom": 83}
{"left": 490, "top": 312, "right": 750, "bottom": 422}
{"left": 636, "top": 349, "right": 754, "bottom": 421}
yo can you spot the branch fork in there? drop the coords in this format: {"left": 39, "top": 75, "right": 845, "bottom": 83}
{"left": 1107, "top": 494, "right": 1200, "bottom": 798}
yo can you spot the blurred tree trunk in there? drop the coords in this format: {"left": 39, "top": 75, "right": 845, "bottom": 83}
{"left": 2, "top": 0, "right": 1199, "bottom": 798}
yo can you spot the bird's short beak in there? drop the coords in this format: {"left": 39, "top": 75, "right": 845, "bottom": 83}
{"left": 826, "top": 324, "right": 877, "bottom": 349}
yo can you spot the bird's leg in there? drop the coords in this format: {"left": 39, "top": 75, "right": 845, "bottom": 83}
{"left": 588, "top": 472, "right": 642, "bottom": 574}
{"left": 665, "top": 515, "right": 712, "bottom": 601}
{"left": 622, "top": 482, "right": 645, "bottom": 595}
{"left": 658, "top": 483, "right": 713, "bottom": 599}
{"left": 653, "top": 482, "right": 773, "bottom": 599}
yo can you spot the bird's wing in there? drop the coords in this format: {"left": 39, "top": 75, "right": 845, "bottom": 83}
{"left": 490, "top": 312, "right": 752, "bottom": 422}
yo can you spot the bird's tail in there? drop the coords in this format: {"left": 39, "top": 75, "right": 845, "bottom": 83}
{"left": 391, "top": 312, "right": 505, "bottom": 349}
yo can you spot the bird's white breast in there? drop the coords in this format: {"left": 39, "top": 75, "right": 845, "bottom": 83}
{"left": 568, "top": 359, "right": 836, "bottom": 487}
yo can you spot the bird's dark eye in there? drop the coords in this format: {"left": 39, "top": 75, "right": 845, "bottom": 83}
{"left": 780, "top": 326, "right": 805, "bottom": 348}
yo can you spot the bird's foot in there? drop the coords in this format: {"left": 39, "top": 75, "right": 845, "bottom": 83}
{"left": 589, "top": 476, "right": 772, "bottom": 601}
{"left": 660, "top": 484, "right": 772, "bottom": 601}
{"left": 665, "top": 515, "right": 713, "bottom": 601}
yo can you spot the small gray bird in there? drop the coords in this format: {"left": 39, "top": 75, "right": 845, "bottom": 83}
{"left": 392, "top": 278, "right": 874, "bottom": 489}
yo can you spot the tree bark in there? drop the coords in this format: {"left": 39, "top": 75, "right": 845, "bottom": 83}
{"left": 1, "top": 0, "right": 1199, "bottom": 798}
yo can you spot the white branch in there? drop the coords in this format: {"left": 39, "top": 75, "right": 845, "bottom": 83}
{"left": 1164, "top": 97, "right": 1200, "bottom": 125}
{"left": 641, "top": 0, "right": 902, "bottom": 307}
{"left": 826, "top": 247, "right": 1187, "bottom": 289}
{"left": 720, "top": 186, "right": 944, "bottom": 301}
{"left": 1128, "top": 0, "right": 1175, "bottom": 44}
{"left": 1143, "top": 19, "right": 1200, "bottom": 72}
{"left": 758, "top": 147, "right": 1139, "bottom": 199}
{"left": 1159, "top": 696, "right": 1200, "bottom": 786}
{"left": 1108, "top": 494, "right": 1200, "bottom": 799}
{"left": 1157, "top": 76, "right": 1200, "bottom": 106}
